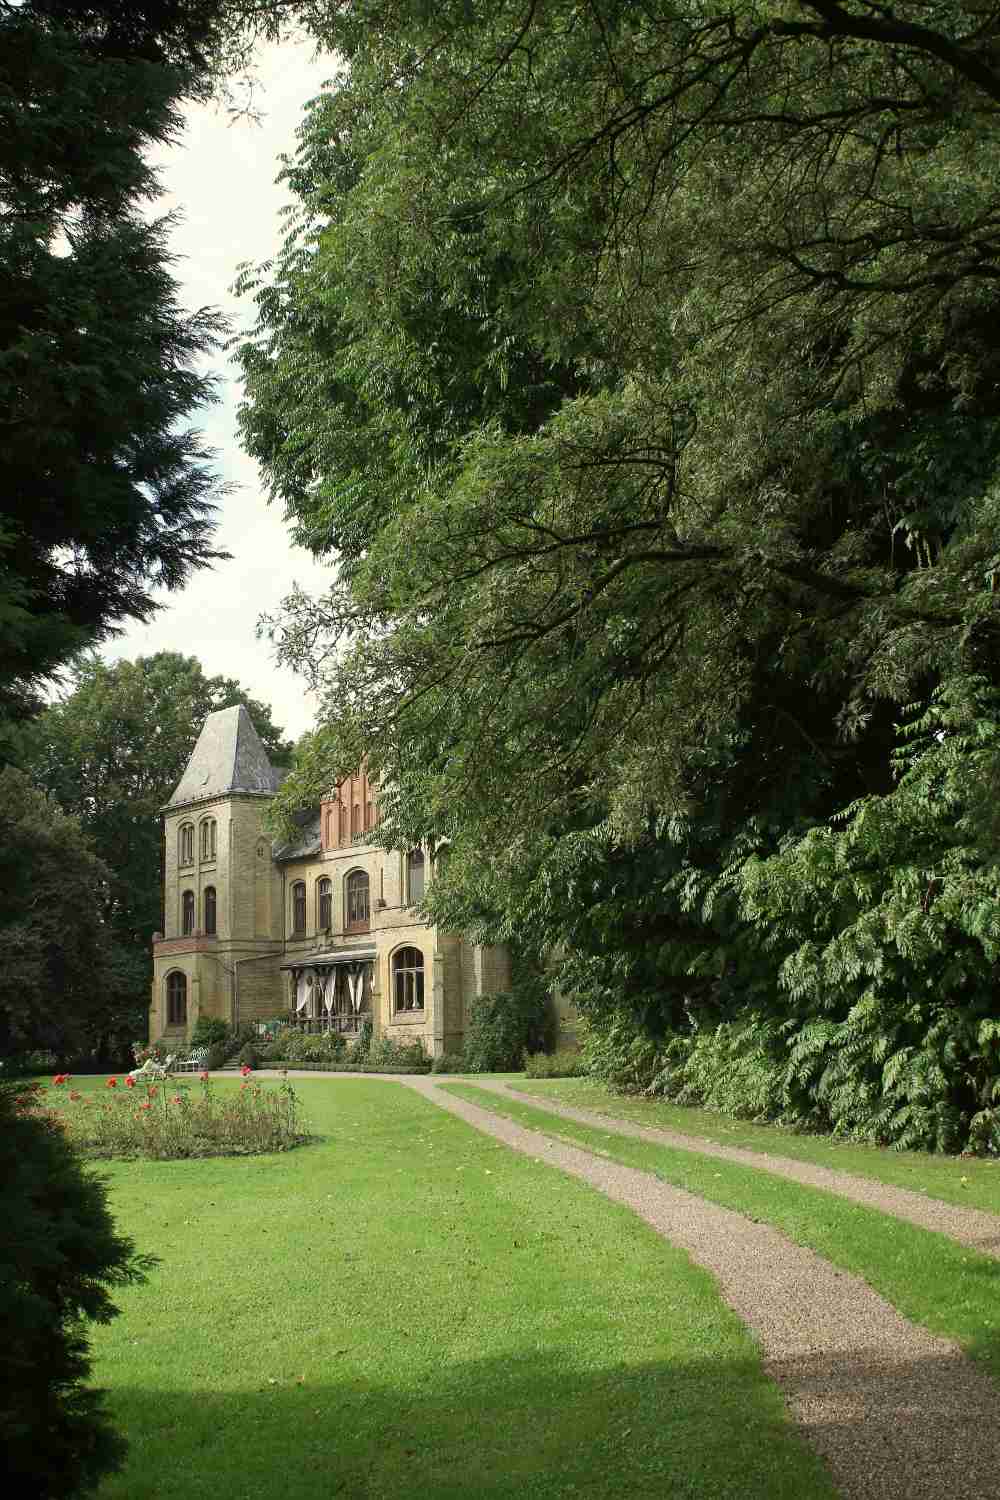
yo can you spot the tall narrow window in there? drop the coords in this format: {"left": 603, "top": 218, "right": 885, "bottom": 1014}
{"left": 292, "top": 881, "right": 307, "bottom": 936}
{"left": 365, "top": 799, "right": 374, "bottom": 830}
{"left": 406, "top": 849, "right": 425, "bottom": 905}
{"left": 351, "top": 803, "right": 361, "bottom": 839}
{"left": 204, "top": 886, "right": 216, "bottom": 936}
{"left": 339, "top": 803, "right": 347, "bottom": 844}
{"left": 392, "top": 947, "right": 424, "bottom": 1012}
{"left": 345, "top": 870, "right": 370, "bottom": 931}
{"left": 166, "top": 971, "right": 187, "bottom": 1026}
{"left": 318, "top": 877, "right": 332, "bottom": 931}
{"left": 179, "top": 823, "right": 194, "bottom": 866}
{"left": 181, "top": 890, "right": 195, "bottom": 936}
{"left": 200, "top": 818, "right": 217, "bottom": 861}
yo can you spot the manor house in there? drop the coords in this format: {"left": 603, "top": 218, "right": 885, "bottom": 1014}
{"left": 149, "top": 705, "right": 510, "bottom": 1056}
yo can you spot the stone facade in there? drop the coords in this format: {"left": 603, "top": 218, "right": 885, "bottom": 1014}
{"left": 150, "top": 706, "right": 511, "bottom": 1058}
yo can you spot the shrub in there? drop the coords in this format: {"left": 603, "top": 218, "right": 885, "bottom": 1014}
{"left": 38, "top": 1073, "right": 303, "bottom": 1160}
{"left": 131, "top": 1039, "right": 168, "bottom": 1068}
{"left": 1, "top": 1082, "right": 152, "bottom": 1496}
{"left": 350, "top": 1017, "right": 373, "bottom": 1063}
{"left": 204, "top": 1042, "right": 227, "bottom": 1071}
{"left": 368, "top": 1035, "right": 427, "bottom": 1070}
{"left": 238, "top": 1041, "right": 261, "bottom": 1070}
{"left": 523, "top": 1049, "right": 589, "bottom": 1079}
{"left": 271, "top": 1028, "right": 348, "bottom": 1065}
{"left": 189, "top": 1017, "right": 230, "bottom": 1050}
{"left": 431, "top": 1053, "right": 466, "bottom": 1074}
{"left": 462, "top": 988, "right": 552, "bottom": 1072}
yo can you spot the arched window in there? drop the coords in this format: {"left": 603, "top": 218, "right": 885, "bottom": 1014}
{"left": 406, "top": 849, "right": 425, "bottom": 905}
{"left": 291, "top": 881, "right": 307, "bottom": 937}
{"left": 392, "top": 947, "right": 424, "bottom": 1013}
{"left": 433, "top": 842, "right": 450, "bottom": 877}
{"left": 179, "top": 823, "right": 194, "bottom": 866}
{"left": 318, "top": 877, "right": 332, "bottom": 931}
{"left": 166, "top": 971, "right": 187, "bottom": 1026}
{"left": 181, "top": 889, "right": 195, "bottom": 936}
{"left": 345, "top": 870, "right": 370, "bottom": 932}
{"left": 199, "top": 818, "right": 217, "bottom": 861}
{"left": 204, "top": 886, "right": 216, "bottom": 936}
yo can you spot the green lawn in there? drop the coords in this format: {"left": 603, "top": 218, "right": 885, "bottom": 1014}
{"left": 84, "top": 1076, "right": 836, "bottom": 1500}
{"left": 514, "top": 1078, "right": 1000, "bottom": 1215}
{"left": 441, "top": 1083, "right": 1000, "bottom": 1390}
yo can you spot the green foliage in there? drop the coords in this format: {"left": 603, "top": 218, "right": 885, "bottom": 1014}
{"left": 0, "top": 767, "right": 116, "bottom": 1064}
{"left": 430, "top": 1053, "right": 466, "bottom": 1075}
{"left": 462, "top": 990, "right": 551, "bottom": 1074}
{"left": 0, "top": 6, "right": 227, "bottom": 734}
{"left": 0, "top": 1081, "right": 151, "bottom": 1496}
{"left": 237, "top": 1042, "right": 261, "bottom": 1070}
{"left": 271, "top": 1028, "right": 348, "bottom": 1065}
{"left": 237, "top": 3, "right": 1000, "bottom": 1150}
{"left": 189, "top": 1017, "right": 230, "bottom": 1050}
{"left": 205, "top": 1042, "right": 228, "bottom": 1072}
{"left": 366, "top": 1035, "right": 428, "bottom": 1070}
{"left": 523, "top": 1050, "right": 589, "bottom": 1080}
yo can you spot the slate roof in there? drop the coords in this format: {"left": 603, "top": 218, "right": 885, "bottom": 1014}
{"left": 166, "top": 705, "right": 283, "bottom": 810}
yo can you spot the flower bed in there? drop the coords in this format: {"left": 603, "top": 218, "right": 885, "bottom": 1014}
{"left": 32, "top": 1069, "right": 304, "bottom": 1160}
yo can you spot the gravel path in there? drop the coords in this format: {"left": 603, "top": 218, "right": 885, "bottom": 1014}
{"left": 259, "top": 1070, "right": 1000, "bottom": 1497}
{"left": 398, "top": 1077, "right": 1000, "bottom": 1500}
{"left": 469, "top": 1079, "right": 1000, "bottom": 1259}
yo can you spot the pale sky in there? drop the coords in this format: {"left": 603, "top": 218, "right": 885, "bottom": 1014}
{"left": 104, "top": 38, "right": 341, "bottom": 740}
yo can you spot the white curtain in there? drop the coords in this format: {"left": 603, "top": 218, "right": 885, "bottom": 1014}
{"left": 322, "top": 969, "right": 337, "bottom": 1012}
{"left": 347, "top": 965, "right": 362, "bottom": 1012}
{"left": 295, "top": 971, "right": 310, "bottom": 1012}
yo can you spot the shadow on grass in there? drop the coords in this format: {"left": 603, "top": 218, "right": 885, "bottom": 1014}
{"left": 102, "top": 1350, "right": 833, "bottom": 1500}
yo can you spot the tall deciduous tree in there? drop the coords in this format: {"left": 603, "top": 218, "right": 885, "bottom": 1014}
{"left": 17, "top": 653, "right": 292, "bottom": 1057}
{"left": 235, "top": 3, "right": 1000, "bottom": 1147}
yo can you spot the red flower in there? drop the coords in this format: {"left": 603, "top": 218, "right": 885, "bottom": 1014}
{"left": 199, "top": 1070, "right": 209, "bottom": 1082}
{"left": 148, "top": 1087, "right": 157, "bottom": 1097}
{"left": 69, "top": 1091, "right": 81, "bottom": 1101}
{"left": 52, "top": 1074, "right": 68, "bottom": 1085}
{"left": 171, "top": 1094, "right": 182, "bottom": 1104}
{"left": 240, "top": 1064, "right": 253, "bottom": 1076}
{"left": 139, "top": 1100, "right": 151, "bottom": 1111}
{"left": 106, "top": 1077, "right": 117, "bottom": 1089}
{"left": 125, "top": 1076, "right": 136, "bottom": 1089}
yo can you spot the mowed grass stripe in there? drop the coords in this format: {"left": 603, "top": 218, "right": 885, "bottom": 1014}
{"left": 441, "top": 1083, "right": 1000, "bottom": 1388}
{"left": 90, "top": 1078, "right": 835, "bottom": 1500}
{"left": 515, "top": 1079, "right": 1000, "bottom": 1216}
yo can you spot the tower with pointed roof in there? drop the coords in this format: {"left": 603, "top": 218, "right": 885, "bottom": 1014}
{"left": 151, "top": 705, "right": 286, "bottom": 1042}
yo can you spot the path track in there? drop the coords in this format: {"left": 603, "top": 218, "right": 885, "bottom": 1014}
{"left": 478, "top": 1079, "right": 1000, "bottom": 1258}
{"left": 262, "top": 1071, "right": 1000, "bottom": 1499}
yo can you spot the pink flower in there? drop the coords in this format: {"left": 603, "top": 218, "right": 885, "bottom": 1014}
{"left": 240, "top": 1064, "right": 253, "bottom": 1077}
{"left": 106, "top": 1077, "right": 117, "bottom": 1089}
{"left": 199, "top": 1070, "right": 209, "bottom": 1082}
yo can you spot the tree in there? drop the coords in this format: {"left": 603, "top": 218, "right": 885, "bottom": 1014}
{"left": 0, "top": 1079, "right": 152, "bottom": 1498}
{"left": 0, "top": 0, "right": 296, "bottom": 741}
{"left": 0, "top": 767, "right": 116, "bottom": 1062}
{"left": 16, "top": 652, "right": 292, "bottom": 1059}
{"left": 235, "top": 3, "right": 1000, "bottom": 1145}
